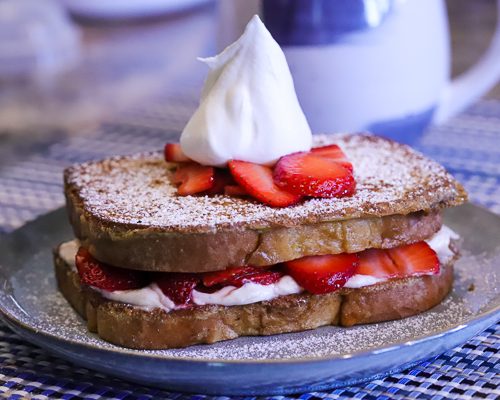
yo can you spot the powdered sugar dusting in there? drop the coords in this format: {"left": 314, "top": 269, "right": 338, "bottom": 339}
{"left": 65, "top": 134, "right": 466, "bottom": 233}
{"left": 3, "top": 244, "right": 498, "bottom": 361}
{"left": 164, "top": 296, "right": 467, "bottom": 360}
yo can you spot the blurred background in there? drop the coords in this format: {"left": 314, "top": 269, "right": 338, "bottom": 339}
{"left": 1, "top": 0, "right": 499, "bottom": 148}
{"left": 0, "top": 0, "right": 499, "bottom": 230}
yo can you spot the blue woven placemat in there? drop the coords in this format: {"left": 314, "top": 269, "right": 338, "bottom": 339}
{"left": 0, "top": 94, "right": 499, "bottom": 399}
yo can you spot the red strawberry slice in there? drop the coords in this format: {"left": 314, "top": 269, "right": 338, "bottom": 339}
{"left": 232, "top": 270, "right": 282, "bottom": 286}
{"left": 228, "top": 160, "right": 302, "bottom": 207}
{"left": 203, "top": 266, "right": 255, "bottom": 287}
{"left": 387, "top": 242, "right": 440, "bottom": 277}
{"left": 273, "top": 152, "right": 356, "bottom": 198}
{"left": 357, "top": 248, "right": 400, "bottom": 278}
{"left": 75, "top": 247, "right": 147, "bottom": 291}
{"left": 284, "top": 253, "right": 359, "bottom": 294}
{"left": 173, "top": 164, "right": 214, "bottom": 195}
{"left": 204, "top": 168, "right": 235, "bottom": 195}
{"left": 203, "top": 266, "right": 282, "bottom": 288}
{"left": 224, "top": 185, "right": 248, "bottom": 197}
{"left": 311, "top": 144, "right": 353, "bottom": 172}
{"left": 164, "top": 143, "right": 191, "bottom": 162}
{"left": 155, "top": 273, "right": 200, "bottom": 306}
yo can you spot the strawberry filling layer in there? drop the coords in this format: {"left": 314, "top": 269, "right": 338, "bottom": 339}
{"left": 60, "top": 227, "right": 458, "bottom": 312}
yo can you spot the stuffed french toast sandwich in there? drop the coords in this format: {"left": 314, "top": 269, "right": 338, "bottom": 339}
{"left": 54, "top": 16, "right": 467, "bottom": 349}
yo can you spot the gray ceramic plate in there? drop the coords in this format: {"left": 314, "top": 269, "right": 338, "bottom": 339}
{"left": 0, "top": 204, "right": 499, "bottom": 395}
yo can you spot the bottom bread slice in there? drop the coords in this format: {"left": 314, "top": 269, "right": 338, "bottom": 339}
{"left": 54, "top": 253, "right": 454, "bottom": 350}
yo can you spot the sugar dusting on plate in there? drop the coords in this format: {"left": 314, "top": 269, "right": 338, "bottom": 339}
{"left": 8, "top": 247, "right": 498, "bottom": 362}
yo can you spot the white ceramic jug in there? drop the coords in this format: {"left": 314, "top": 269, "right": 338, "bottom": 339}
{"left": 217, "top": 0, "right": 500, "bottom": 144}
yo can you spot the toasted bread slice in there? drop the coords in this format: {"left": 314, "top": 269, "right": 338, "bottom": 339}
{"left": 54, "top": 246, "right": 456, "bottom": 350}
{"left": 64, "top": 134, "right": 465, "bottom": 272}
{"left": 72, "top": 209, "right": 441, "bottom": 272}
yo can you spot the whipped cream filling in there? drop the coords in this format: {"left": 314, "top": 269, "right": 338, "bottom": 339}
{"left": 343, "top": 274, "right": 385, "bottom": 289}
{"left": 180, "top": 15, "right": 312, "bottom": 167}
{"left": 59, "top": 239, "right": 80, "bottom": 271}
{"left": 59, "top": 225, "right": 458, "bottom": 312}
{"left": 426, "top": 225, "right": 459, "bottom": 265}
{"left": 95, "top": 283, "right": 175, "bottom": 311}
{"left": 192, "top": 276, "right": 302, "bottom": 307}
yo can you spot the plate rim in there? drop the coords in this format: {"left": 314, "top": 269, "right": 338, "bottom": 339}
{"left": 0, "top": 203, "right": 499, "bottom": 365}
{"left": 1, "top": 297, "right": 499, "bottom": 365}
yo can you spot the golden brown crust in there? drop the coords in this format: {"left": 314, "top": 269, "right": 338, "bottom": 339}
{"left": 54, "top": 250, "right": 455, "bottom": 350}
{"left": 339, "top": 265, "right": 454, "bottom": 326}
{"left": 247, "top": 210, "right": 442, "bottom": 267}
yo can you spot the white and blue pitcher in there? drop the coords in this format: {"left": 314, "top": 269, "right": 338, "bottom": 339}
{"left": 217, "top": 0, "right": 500, "bottom": 144}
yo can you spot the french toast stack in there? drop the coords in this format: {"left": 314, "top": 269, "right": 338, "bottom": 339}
{"left": 54, "top": 134, "right": 467, "bottom": 349}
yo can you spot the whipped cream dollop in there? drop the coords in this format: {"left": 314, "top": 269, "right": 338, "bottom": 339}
{"left": 180, "top": 15, "right": 312, "bottom": 167}
{"left": 59, "top": 225, "right": 458, "bottom": 312}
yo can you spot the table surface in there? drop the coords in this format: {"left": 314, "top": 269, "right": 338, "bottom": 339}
{"left": 0, "top": 1, "right": 499, "bottom": 399}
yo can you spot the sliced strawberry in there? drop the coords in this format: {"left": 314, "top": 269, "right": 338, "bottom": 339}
{"left": 173, "top": 163, "right": 214, "bottom": 195}
{"left": 387, "top": 242, "right": 440, "bottom": 277}
{"left": 311, "top": 144, "right": 353, "bottom": 172}
{"left": 204, "top": 168, "right": 235, "bottom": 195}
{"left": 203, "top": 266, "right": 255, "bottom": 287}
{"left": 75, "top": 247, "right": 147, "bottom": 291}
{"left": 203, "top": 266, "right": 282, "bottom": 288}
{"left": 232, "top": 270, "right": 282, "bottom": 286}
{"left": 357, "top": 248, "right": 400, "bottom": 278}
{"left": 155, "top": 273, "right": 200, "bottom": 306}
{"left": 228, "top": 160, "right": 302, "bottom": 207}
{"left": 224, "top": 185, "right": 248, "bottom": 197}
{"left": 285, "top": 253, "right": 359, "bottom": 294}
{"left": 164, "top": 143, "right": 191, "bottom": 162}
{"left": 273, "top": 152, "right": 356, "bottom": 198}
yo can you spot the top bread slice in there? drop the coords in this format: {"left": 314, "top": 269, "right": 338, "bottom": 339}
{"left": 64, "top": 134, "right": 467, "bottom": 272}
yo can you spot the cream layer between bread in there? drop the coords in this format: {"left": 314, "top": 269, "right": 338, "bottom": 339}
{"left": 58, "top": 226, "right": 459, "bottom": 312}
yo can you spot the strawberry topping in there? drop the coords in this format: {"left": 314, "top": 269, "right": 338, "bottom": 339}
{"left": 232, "top": 270, "right": 282, "bottom": 286}
{"left": 203, "top": 266, "right": 282, "bottom": 288}
{"left": 203, "top": 266, "right": 254, "bottom": 287}
{"left": 155, "top": 273, "right": 200, "bottom": 306}
{"left": 75, "top": 247, "right": 147, "bottom": 291}
{"left": 224, "top": 184, "right": 248, "bottom": 197}
{"left": 204, "top": 168, "right": 235, "bottom": 195}
{"left": 285, "top": 253, "right": 359, "bottom": 294}
{"left": 164, "top": 142, "right": 356, "bottom": 206}
{"left": 357, "top": 242, "right": 439, "bottom": 279}
{"left": 311, "top": 144, "right": 353, "bottom": 172}
{"left": 387, "top": 242, "right": 440, "bottom": 277}
{"left": 357, "top": 248, "right": 400, "bottom": 278}
{"left": 228, "top": 160, "right": 302, "bottom": 207}
{"left": 74, "top": 241, "right": 440, "bottom": 304}
{"left": 173, "top": 164, "right": 214, "bottom": 196}
{"left": 164, "top": 143, "right": 191, "bottom": 163}
{"left": 273, "top": 151, "right": 356, "bottom": 198}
